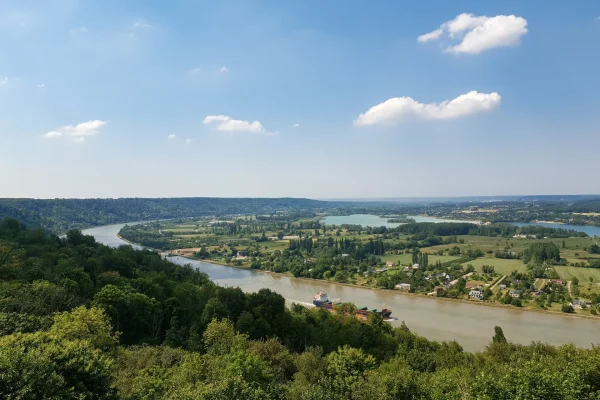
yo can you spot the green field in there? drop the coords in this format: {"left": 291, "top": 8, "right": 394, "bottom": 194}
{"left": 554, "top": 266, "right": 600, "bottom": 282}
{"left": 461, "top": 257, "right": 528, "bottom": 275}
{"left": 380, "top": 253, "right": 461, "bottom": 265}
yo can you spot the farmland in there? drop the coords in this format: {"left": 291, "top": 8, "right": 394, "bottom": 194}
{"left": 461, "top": 257, "right": 529, "bottom": 275}
{"left": 119, "top": 213, "right": 600, "bottom": 318}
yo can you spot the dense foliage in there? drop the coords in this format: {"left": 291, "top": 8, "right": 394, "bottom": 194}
{"left": 3, "top": 217, "right": 600, "bottom": 399}
{"left": 0, "top": 198, "right": 344, "bottom": 234}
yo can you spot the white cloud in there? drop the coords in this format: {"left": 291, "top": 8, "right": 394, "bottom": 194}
{"left": 185, "top": 138, "right": 192, "bottom": 143}
{"left": 133, "top": 21, "right": 150, "bottom": 29}
{"left": 37, "top": 83, "right": 45, "bottom": 88}
{"left": 189, "top": 67, "right": 201, "bottom": 74}
{"left": 203, "top": 115, "right": 272, "bottom": 134}
{"left": 168, "top": 134, "right": 177, "bottom": 139}
{"left": 354, "top": 91, "right": 501, "bottom": 126}
{"left": 44, "top": 120, "right": 107, "bottom": 142}
{"left": 219, "top": 66, "right": 229, "bottom": 73}
{"left": 418, "top": 13, "right": 528, "bottom": 54}
{"left": 0, "top": 76, "right": 8, "bottom": 86}
{"left": 44, "top": 131, "right": 62, "bottom": 138}
{"left": 293, "top": 123, "right": 300, "bottom": 128}
{"left": 417, "top": 28, "right": 444, "bottom": 43}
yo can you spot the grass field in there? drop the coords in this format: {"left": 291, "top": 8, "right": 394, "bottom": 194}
{"left": 554, "top": 266, "right": 600, "bottom": 282}
{"left": 461, "top": 257, "right": 528, "bottom": 275}
{"left": 380, "top": 253, "right": 461, "bottom": 265}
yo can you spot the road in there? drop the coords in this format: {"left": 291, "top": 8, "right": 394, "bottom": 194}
{"left": 448, "top": 272, "right": 474, "bottom": 287}
{"left": 491, "top": 275, "right": 507, "bottom": 291}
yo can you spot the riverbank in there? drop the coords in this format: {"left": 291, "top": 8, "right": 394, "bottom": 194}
{"left": 84, "top": 223, "right": 599, "bottom": 351}
{"left": 118, "top": 234, "right": 599, "bottom": 322}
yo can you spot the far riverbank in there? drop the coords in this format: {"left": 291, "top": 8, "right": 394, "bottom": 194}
{"left": 117, "top": 234, "right": 600, "bottom": 322}
{"left": 88, "top": 222, "right": 599, "bottom": 351}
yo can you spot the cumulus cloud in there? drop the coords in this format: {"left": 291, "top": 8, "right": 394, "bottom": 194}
{"left": 203, "top": 115, "right": 270, "bottom": 134}
{"left": 168, "top": 134, "right": 176, "bottom": 139}
{"left": 133, "top": 21, "right": 150, "bottom": 29}
{"left": 219, "top": 66, "right": 229, "bottom": 73}
{"left": 354, "top": 91, "right": 501, "bottom": 126}
{"left": 418, "top": 13, "right": 528, "bottom": 54}
{"left": 44, "top": 131, "right": 62, "bottom": 138}
{"left": 417, "top": 28, "right": 444, "bottom": 42}
{"left": 44, "top": 120, "right": 107, "bottom": 142}
{"left": 293, "top": 123, "right": 300, "bottom": 128}
{"left": 0, "top": 76, "right": 8, "bottom": 86}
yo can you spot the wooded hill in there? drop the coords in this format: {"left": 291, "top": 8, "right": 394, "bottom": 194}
{"left": 0, "top": 197, "right": 346, "bottom": 234}
{"left": 1, "top": 217, "right": 600, "bottom": 399}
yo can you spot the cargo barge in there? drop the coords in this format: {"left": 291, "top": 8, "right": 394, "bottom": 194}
{"left": 312, "top": 291, "right": 392, "bottom": 319}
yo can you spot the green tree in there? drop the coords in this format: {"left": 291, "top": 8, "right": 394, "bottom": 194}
{"left": 492, "top": 326, "right": 507, "bottom": 344}
{"left": 323, "top": 346, "right": 376, "bottom": 398}
{"left": 562, "top": 304, "right": 574, "bottom": 313}
{"left": 0, "top": 311, "right": 116, "bottom": 399}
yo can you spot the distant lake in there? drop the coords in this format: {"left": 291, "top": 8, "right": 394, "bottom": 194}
{"left": 513, "top": 222, "right": 600, "bottom": 237}
{"left": 320, "top": 214, "right": 475, "bottom": 228}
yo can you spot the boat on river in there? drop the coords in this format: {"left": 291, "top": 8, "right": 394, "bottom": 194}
{"left": 312, "top": 291, "right": 392, "bottom": 319}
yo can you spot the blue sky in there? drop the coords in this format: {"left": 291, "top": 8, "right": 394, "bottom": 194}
{"left": 1, "top": 0, "right": 599, "bottom": 199}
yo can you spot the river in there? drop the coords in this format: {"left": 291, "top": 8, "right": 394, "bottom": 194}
{"left": 320, "top": 214, "right": 476, "bottom": 228}
{"left": 83, "top": 222, "right": 600, "bottom": 352}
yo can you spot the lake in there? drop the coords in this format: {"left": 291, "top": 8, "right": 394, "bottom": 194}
{"left": 320, "top": 214, "right": 475, "bottom": 228}
{"left": 84, "top": 222, "right": 600, "bottom": 352}
{"left": 514, "top": 222, "right": 600, "bottom": 237}
{"left": 321, "top": 214, "right": 600, "bottom": 237}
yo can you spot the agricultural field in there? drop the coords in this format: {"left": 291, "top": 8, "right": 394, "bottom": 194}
{"left": 461, "top": 257, "right": 529, "bottom": 275}
{"left": 554, "top": 266, "right": 600, "bottom": 282}
{"left": 379, "top": 253, "right": 461, "bottom": 266}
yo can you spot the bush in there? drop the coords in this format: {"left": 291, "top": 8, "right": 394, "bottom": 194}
{"left": 561, "top": 304, "right": 574, "bottom": 313}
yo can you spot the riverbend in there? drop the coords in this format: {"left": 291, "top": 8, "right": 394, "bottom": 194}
{"left": 84, "top": 222, "right": 600, "bottom": 351}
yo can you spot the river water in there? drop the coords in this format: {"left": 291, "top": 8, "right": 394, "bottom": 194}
{"left": 83, "top": 222, "right": 600, "bottom": 351}
{"left": 320, "top": 214, "right": 475, "bottom": 228}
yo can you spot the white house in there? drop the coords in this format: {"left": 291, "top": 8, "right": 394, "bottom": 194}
{"left": 283, "top": 235, "right": 300, "bottom": 240}
{"left": 395, "top": 283, "right": 411, "bottom": 291}
{"left": 412, "top": 263, "right": 420, "bottom": 269}
{"left": 469, "top": 289, "right": 482, "bottom": 299}
{"left": 571, "top": 299, "right": 586, "bottom": 309}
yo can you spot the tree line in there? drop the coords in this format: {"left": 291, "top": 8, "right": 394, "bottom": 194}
{"left": 0, "top": 198, "right": 344, "bottom": 234}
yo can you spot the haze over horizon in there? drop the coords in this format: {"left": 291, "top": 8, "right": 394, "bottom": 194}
{"left": 1, "top": 0, "right": 599, "bottom": 198}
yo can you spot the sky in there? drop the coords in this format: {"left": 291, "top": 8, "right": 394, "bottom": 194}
{"left": 1, "top": 0, "right": 599, "bottom": 199}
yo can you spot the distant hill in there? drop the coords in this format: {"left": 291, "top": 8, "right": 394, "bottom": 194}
{"left": 0, "top": 197, "right": 346, "bottom": 234}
